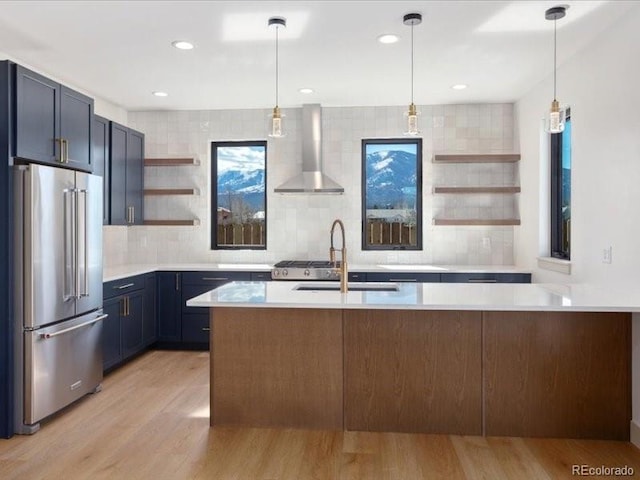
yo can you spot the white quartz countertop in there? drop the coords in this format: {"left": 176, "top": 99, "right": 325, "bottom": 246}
{"left": 103, "top": 263, "right": 530, "bottom": 282}
{"left": 185, "top": 281, "right": 640, "bottom": 312}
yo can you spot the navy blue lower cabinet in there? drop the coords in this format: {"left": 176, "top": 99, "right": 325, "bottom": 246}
{"left": 182, "top": 314, "right": 210, "bottom": 344}
{"left": 250, "top": 271, "right": 271, "bottom": 281}
{"left": 120, "top": 291, "right": 144, "bottom": 361}
{"left": 156, "top": 272, "right": 182, "bottom": 343}
{"left": 102, "top": 297, "right": 123, "bottom": 371}
{"left": 366, "top": 272, "right": 441, "bottom": 283}
{"left": 440, "top": 273, "right": 531, "bottom": 283}
{"left": 180, "top": 271, "right": 250, "bottom": 348}
{"left": 348, "top": 272, "right": 368, "bottom": 282}
{"left": 143, "top": 273, "right": 157, "bottom": 346}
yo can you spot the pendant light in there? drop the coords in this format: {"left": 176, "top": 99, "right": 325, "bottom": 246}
{"left": 403, "top": 12, "right": 422, "bottom": 136}
{"left": 268, "top": 16, "right": 286, "bottom": 138}
{"left": 545, "top": 6, "right": 567, "bottom": 133}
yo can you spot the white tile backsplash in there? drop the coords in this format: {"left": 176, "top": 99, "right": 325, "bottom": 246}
{"left": 103, "top": 103, "right": 518, "bottom": 267}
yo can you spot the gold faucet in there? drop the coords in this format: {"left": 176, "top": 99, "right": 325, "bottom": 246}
{"left": 330, "top": 219, "right": 348, "bottom": 293}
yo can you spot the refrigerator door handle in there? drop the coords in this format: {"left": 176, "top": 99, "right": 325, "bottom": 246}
{"left": 74, "top": 188, "right": 81, "bottom": 299}
{"left": 40, "top": 314, "right": 108, "bottom": 339}
{"left": 63, "top": 188, "right": 75, "bottom": 301}
{"left": 79, "top": 189, "right": 89, "bottom": 297}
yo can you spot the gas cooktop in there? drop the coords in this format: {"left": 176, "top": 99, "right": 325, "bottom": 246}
{"left": 272, "top": 260, "right": 341, "bottom": 280}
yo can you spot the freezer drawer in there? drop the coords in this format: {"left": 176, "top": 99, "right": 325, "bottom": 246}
{"left": 23, "top": 311, "right": 106, "bottom": 426}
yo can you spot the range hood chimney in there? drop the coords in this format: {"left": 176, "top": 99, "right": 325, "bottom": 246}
{"left": 274, "top": 104, "right": 344, "bottom": 194}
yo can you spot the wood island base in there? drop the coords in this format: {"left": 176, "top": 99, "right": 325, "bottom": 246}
{"left": 209, "top": 307, "right": 630, "bottom": 440}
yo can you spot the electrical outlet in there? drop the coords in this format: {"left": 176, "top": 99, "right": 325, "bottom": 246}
{"left": 602, "top": 246, "right": 612, "bottom": 264}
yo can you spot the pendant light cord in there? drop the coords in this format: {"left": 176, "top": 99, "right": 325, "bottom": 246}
{"left": 410, "top": 22, "right": 414, "bottom": 104}
{"left": 553, "top": 18, "right": 557, "bottom": 101}
{"left": 275, "top": 25, "right": 279, "bottom": 107}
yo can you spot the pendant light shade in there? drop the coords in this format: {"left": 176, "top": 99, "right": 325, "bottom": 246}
{"left": 545, "top": 6, "right": 567, "bottom": 134}
{"left": 268, "top": 16, "right": 286, "bottom": 138}
{"left": 403, "top": 12, "right": 422, "bottom": 136}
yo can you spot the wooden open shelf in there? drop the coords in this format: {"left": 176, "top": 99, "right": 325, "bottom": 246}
{"left": 144, "top": 157, "right": 199, "bottom": 166}
{"left": 433, "top": 219, "right": 521, "bottom": 226}
{"left": 144, "top": 188, "right": 198, "bottom": 196}
{"left": 433, "top": 154, "right": 520, "bottom": 164}
{"left": 433, "top": 186, "right": 521, "bottom": 194}
{"left": 144, "top": 219, "right": 200, "bottom": 226}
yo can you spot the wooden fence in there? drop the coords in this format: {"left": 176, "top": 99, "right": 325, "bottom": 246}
{"left": 366, "top": 221, "right": 417, "bottom": 246}
{"left": 217, "top": 222, "right": 265, "bottom": 246}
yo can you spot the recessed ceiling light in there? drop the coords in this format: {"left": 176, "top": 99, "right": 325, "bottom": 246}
{"left": 299, "top": 88, "right": 314, "bottom": 94}
{"left": 377, "top": 34, "right": 400, "bottom": 44}
{"left": 171, "top": 40, "right": 194, "bottom": 50}
{"left": 152, "top": 91, "right": 168, "bottom": 97}
{"left": 451, "top": 84, "right": 468, "bottom": 90}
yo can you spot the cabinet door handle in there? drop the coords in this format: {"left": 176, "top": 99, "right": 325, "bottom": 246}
{"left": 131, "top": 206, "right": 135, "bottom": 224}
{"left": 175, "top": 273, "right": 180, "bottom": 291}
{"left": 389, "top": 278, "right": 417, "bottom": 282}
{"left": 115, "top": 283, "right": 135, "bottom": 290}
{"left": 120, "top": 298, "right": 126, "bottom": 316}
{"left": 468, "top": 279, "right": 497, "bottom": 283}
{"left": 201, "top": 327, "right": 211, "bottom": 332}
{"left": 201, "top": 277, "right": 228, "bottom": 281}
{"left": 55, "top": 138, "right": 63, "bottom": 163}
{"left": 63, "top": 138, "right": 69, "bottom": 163}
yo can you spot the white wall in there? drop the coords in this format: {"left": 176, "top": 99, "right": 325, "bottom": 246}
{"left": 514, "top": 4, "right": 640, "bottom": 443}
{"left": 515, "top": 4, "right": 640, "bottom": 285}
{"left": 116, "top": 103, "right": 518, "bottom": 266}
{"left": 0, "top": 51, "right": 127, "bottom": 124}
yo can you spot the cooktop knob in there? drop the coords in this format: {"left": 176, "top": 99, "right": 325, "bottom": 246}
{"left": 304, "top": 269, "right": 310, "bottom": 276}
{"left": 273, "top": 269, "right": 279, "bottom": 277}
{"left": 282, "top": 269, "right": 288, "bottom": 277}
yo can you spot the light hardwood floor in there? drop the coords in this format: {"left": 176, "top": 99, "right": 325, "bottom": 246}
{"left": 1, "top": 350, "right": 639, "bottom": 480}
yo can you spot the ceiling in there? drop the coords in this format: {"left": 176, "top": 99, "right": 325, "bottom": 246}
{"left": 0, "top": 1, "right": 636, "bottom": 111}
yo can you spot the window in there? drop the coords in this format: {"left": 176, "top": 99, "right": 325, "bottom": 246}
{"left": 211, "top": 141, "right": 266, "bottom": 249}
{"left": 361, "top": 138, "right": 422, "bottom": 250}
{"left": 550, "top": 109, "right": 571, "bottom": 259}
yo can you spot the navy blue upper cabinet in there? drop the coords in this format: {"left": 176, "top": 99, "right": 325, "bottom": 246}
{"left": 126, "top": 129, "right": 144, "bottom": 225}
{"left": 92, "top": 115, "right": 110, "bottom": 225}
{"left": 109, "top": 122, "right": 127, "bottom": 225}
{"left": 108, "top": 121, "right": 144, "bottom": 225}
{"left": 14, "top": 65, "right": 93, "bottom": 171}
{"left": 60, "top": 86, "right": 93, "bottom": 171}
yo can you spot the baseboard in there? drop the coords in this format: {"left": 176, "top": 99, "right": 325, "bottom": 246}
{"left": 631, "top": 420, "right": 640, "bottom": 448}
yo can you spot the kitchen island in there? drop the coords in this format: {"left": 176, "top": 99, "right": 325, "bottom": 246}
{"left": 187, "top": 281, "right": 635, "bottom": 441}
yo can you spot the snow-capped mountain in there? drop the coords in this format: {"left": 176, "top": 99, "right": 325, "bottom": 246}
{"left": 217, "top": 168, "right": 265, "bottom": 211}
{"left": 365, "top": 150, "right": 417, "bottom": 208}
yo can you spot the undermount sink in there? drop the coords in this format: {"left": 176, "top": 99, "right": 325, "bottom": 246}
{"left": 294, "top": 282, "right": 399, "bottom": 292}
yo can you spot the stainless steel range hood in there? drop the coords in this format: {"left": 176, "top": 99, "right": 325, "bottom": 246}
{"left": 274, "top": 104, "right": 344, "bottom": 194}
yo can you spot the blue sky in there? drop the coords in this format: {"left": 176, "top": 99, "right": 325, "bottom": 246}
{"left": 217, "top": 145, "right": 265, "bottom": 173}
{"left": 366, "top": 143, "right": 417, "bottom": 156}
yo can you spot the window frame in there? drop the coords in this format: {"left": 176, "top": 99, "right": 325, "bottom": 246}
{"left": 361, "top": 138, "right": 423, "bottom": 251}
{"left": 550, "top": 109, "right": 571, "bottom": 260}
{"left": 211, "top": 140, "right": 267, "bottom": 250}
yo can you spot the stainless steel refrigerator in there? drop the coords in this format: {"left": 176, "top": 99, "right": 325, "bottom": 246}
{"left": 14, "top": 163, "right": 105, "bottom": 434}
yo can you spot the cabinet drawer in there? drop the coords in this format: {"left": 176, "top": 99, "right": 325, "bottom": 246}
{"left": 103, "top": 275, "right": 145, "bottom": 299}
{"left": 182, "top": 314, "right": 210, "bottom": 344}
{"left": 440, "top": 273, "right": 531, "bottom": 284}
{"left": 182, "top": 284, "right": 221, "bottom": 314}
{"left": 367, "top": 272, "right": 440, "bottom": 283}
{"left": 250, "top": 271, "right": 272, "bottom": 281}
{"left": 348, "top": 272, "right": 368, "bottom": 282}
{"left": 182, "top": 271, "right": 250, "bottom": 286}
